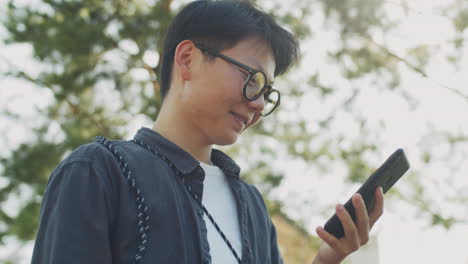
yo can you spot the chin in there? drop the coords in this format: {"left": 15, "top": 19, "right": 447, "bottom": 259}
{"left": 213, "top": 133, "right": 240, "bottom": 146}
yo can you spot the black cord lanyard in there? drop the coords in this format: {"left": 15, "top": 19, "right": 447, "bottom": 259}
{"left": 96, "top": 136, "right": 149, "bottom": 264}
{"left": 131, "top": 138, "right": 242, "bottom": 264}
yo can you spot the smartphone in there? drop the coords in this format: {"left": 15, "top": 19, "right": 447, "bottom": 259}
{"left": 323, "top": 148, "right": 410, "bottom": 238}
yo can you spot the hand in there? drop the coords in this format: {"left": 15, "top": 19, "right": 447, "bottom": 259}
{"left": 312, "top": 187, "right": 384, "bottom": 264}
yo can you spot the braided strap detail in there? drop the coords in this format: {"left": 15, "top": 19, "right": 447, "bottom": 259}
{"left": 96, "top": 136, "right": 149, "bottom": 264}
{"left": 200, "top": 202, "right": 242, "bottom": 263}
{"left": 131, "top": 139, "right": 242, "bottom": 264}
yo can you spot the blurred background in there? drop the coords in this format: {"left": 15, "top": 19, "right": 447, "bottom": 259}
{"left": 1, "top": 0, "right": 467, "bottom": 263}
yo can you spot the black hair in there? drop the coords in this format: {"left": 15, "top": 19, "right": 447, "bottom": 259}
{"left": 158, "top": 0, "right": 300, "bottom": 99}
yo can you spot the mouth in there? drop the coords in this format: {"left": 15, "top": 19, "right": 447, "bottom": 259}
{"left": 230, "top": 112, "right": 250, "bottom": 126}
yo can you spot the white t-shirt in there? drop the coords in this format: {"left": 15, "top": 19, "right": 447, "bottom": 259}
{"left": 199, "top": 161, "right": 242, "bottom": 263}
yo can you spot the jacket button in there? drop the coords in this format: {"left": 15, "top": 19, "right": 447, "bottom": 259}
{"left": 198, "top": 209, "right": 204, "bottom": 217}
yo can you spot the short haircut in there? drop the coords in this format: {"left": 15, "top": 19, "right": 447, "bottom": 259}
{"left": 158, "top": 0, "right": 300, "bottom": 99}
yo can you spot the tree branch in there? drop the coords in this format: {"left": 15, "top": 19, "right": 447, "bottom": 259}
{"left": 362, "top": 34, "right": 468, "bottom": 101}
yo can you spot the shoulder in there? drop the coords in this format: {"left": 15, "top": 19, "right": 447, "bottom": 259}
{"left": 59, "top": 141, "right": 115, "bottom": 165}
{"left": 56, "top": 138, "right": 142, "bottom": 170}
{"left": 47, "top": 139, "right": 135, "bottom": 188}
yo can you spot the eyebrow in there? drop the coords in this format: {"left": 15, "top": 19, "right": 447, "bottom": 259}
{"left": 196, "top": 42, "right": 274, "bottom": 85}
{"left": 238, "top": 62, "right": 274, "bottom": 86}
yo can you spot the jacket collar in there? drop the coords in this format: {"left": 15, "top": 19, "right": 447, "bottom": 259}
{"left": 133, "top": 127, "right": 241, "bottom": 178}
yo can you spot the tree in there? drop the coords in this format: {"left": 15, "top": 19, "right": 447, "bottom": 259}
{"left": 1, "top": 0, "right": 467, "bottom": 263}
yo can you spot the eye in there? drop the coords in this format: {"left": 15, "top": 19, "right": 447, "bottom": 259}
{"left": 239, "top": 70, "right": 250, "bottom": 80}
{"left": 249, "top": 77, "right": 258, "bottom": 85}
{"left": 239, "top": 70, "right": 257, "bottom": 86}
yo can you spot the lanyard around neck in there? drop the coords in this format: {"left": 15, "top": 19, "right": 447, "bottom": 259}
{"left": 131, "top": 138, "right": 242, "bottom": 264}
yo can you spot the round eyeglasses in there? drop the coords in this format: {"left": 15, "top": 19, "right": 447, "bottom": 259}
{"left": 194, "top": 42, "right": 280, "bottom": 116}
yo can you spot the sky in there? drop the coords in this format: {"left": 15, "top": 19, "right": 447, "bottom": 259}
{"left": 1, "top": 0, "right": 468, "bottom": 263}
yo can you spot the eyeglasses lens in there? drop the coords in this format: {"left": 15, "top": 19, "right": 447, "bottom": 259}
{"left": 262, "top": 90, "right": 279, "bottom": 116}
{"left": 245, "top": 72, "right": 266, "bottom": 99}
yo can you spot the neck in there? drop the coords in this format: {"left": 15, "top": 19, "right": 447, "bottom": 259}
{"left": 153, "top": 104, "right": 213, "bottom": 164}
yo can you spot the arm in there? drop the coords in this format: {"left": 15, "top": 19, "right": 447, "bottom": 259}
{"left": 312, "top": 187, "right": 385, "bottom": 264}
{"left": 31, "top": 159, "right": 115, "bottom": 264}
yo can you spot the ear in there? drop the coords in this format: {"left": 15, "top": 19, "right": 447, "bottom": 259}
{"left": 174, "top": 40, "right": 195, "bottom": 81}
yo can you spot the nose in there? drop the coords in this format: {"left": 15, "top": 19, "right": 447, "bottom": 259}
{"left": 246, "top": 94, "right": 265, "bottom": 114}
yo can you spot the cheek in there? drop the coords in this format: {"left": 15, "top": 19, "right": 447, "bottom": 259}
{"left": 212, "top": 73, "right": 245, "bottom": 102}
{"left": 195, "top": 61, "right": 245, "bottom": 104}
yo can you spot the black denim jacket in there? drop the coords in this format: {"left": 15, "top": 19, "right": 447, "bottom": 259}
{"left": 31, "top": 127, "right": 283, "bottom": 264}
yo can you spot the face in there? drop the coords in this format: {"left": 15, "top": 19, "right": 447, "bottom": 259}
{"left": 177, "top": 37, "right": 276, "bottom": 146}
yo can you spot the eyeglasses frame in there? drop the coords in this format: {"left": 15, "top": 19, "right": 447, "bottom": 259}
{"left": 193, "top": 42, "right": 281, "bottom": 116}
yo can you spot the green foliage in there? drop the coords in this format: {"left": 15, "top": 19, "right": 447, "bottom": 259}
{"left": 308, "top": 73, "right": 335, "bottom": 98}
{"left": 451, "top": 1, "right": 468, "bottom": 33}
{"left": 407, "top": 45, "right": 431, "bottom": 70}
{"left": 1, "top": 0, "right": 176, "bottom": 246}
{"left": 320, "top": 0, "right": 389, "bottom": 36}
{"left": 338, "top": 141, "right": 377, "bottom": 183}
{"left": 243, "top": 160, "right": 284, "bottom": 195}
{"left": 431, "top": 213, "right": 457, "bottom": 230}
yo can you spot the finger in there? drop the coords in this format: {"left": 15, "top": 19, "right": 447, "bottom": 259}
{"left": 316, "top": 226, "right": 339, "bottom": 247}
{"left": 352, "top": 193, "right": 370, "bottom": 244}
{"left": 369, "top": 186, "right": 384, "bottom": 228}
{"left": 335, "top": 204, "right": 359, "bottom": 243}
{"left": 316, "top": 226, "right": 346, "bottom": 256}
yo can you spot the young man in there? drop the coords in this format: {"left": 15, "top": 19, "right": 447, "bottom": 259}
{"left": 32, "top": 1, "right": 384, "bottom": 263}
